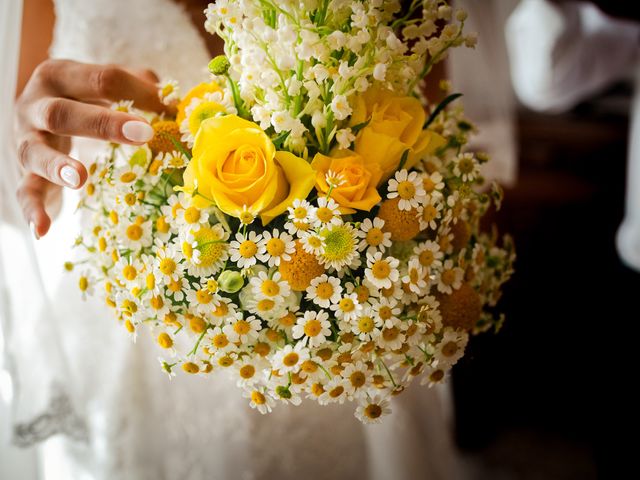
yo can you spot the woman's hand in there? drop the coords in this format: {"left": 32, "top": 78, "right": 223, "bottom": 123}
{"left": 14, "top": 59, "right": 167, "bottom": 238}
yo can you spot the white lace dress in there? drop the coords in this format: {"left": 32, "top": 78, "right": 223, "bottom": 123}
{"left": 18, "top": 1, "right": 463, "bottom": 478}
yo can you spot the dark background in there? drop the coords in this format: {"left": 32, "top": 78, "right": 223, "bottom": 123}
{"left": 451, "top": 82, "right": 638, "bottom": 479}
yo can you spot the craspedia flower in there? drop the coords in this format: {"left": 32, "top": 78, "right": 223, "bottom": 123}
{"left": 148, "top": 120, "right": 186, "bottom": 156}
{"left": 436, "top": 282, "right": 481, "bottom": 331}
{"left": 450, "top": 220, "right": 472, "bottom": 252}
{"left": 279, "top": 241, "right": 325, "bottom": 291}
{"left": 377, "top": 198, "right": 421, "bottom": 241}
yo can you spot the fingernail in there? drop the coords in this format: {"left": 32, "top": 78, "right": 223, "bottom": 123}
{"left": 60, "top": 165, "right": 80, "bottom": 188}
{"left": 122, "top": 121, "right": 154, "bottom": 143}
{"left": 29, "top": 221, "right": 40, "bottom": 240}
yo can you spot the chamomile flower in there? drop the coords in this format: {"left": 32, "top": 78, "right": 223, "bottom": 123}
{"left": 356, "top": 217, "right": 392, "bottom": 254}
{"left": 292, "top": 310, "right": 332, "bottom": 348}
{"left": 250, "top": 271, "right": 291, "bottom": 302}
{"left": 306, "top": 274, "right": 342, "bottom": 308}
{"left": 319, "top": 224, "right": 359, "bottom": 271}
{"left": 165, "top": 276, "right": 188, "bottom": 302}
{"left": 370, "top": 297, "right": 402, "bottom": 329}
{"left": 402, "top": 258, "right": 429, "bottom": 294}
{"left": 454, "top": 153, "right": 479, "bottom": 183}
{"left": 331, "top": 293, "right": 362, "bottom": 322}
{"left": 313, "top": 197, "right": 342, "bottom": 228}
{"left": 115, "top": 256, "right": 144, "bottom": 287}
{"left": 158, "top": 150, "right": 189, "bottom": 170}
{"left": 422, "top": 171, "right": 445, "bottom": 197}
{"left": 208, "top": 325, "right": 235, "bottom": 353}
{"left": 417, "top": 197, "right": 444, "bottom": 231}
{"left": 77, "top": 270, "right": 94, "bottom": 300}
{"left": 223, "top": 313, "right": 262, "bottom": 344}
{"left": 257, "top": 229, "right": 295, "bottom": 267}
{"left": 118, "top": 217, "right": 153, "bottom": 250}
{"left": 159, "top": 79, "right": 179, "bottom": 105}
{"left": 175, "top": 203, "right": 209, "bottom": 232}
{"left": 230, "top": 231, "right": 265, "bottom": 268}
{"left": 355, "top": 395, "right": 392, "bottom": 424}
{"left": 387, "top": 170, "right": 426, "bottom": 211}
{"left": 182, "top": 224, "right": 229, "bottom": 277}
{"left": 349, "top": 306, "right": 382, "bottom": 342}
{"left": 420, "top": 365, "right": 451, "bottom": 387}
{"left": 325, "top": 169, "right": 347, "bottom": 189}
{"left": 186, "top": 285, "right": 220, "bottom": 316}
{"left": 341, "top": 361, "right": 371, "bottom": 397}
{"left": 286, "top": 199, "right": 315, "bottom": 234}
{"left": 300, "top": 230, "right": 325, "bottom": 256}
{"left": 413, "top": 240, "right": 444, "bottom": 272}
{"left": 162, "top": 192, "right": 188, "bottom": 221}
{"left": 235, "top": 358, "right": 262, "bottom": 388}
{"left": 272, "top": 343, "right": 310, "bottom": 374}
{"left": 153, "top": 243, "right": 183, "bottom": 283}
{"left": 434, "top": 329, "right": 469, "bottom": 366}
{"left": 318, "top": 376, "right": 349, "bottom": 405}
{"left": 437, "top": 259, "right": 464, "bottom": 294}
{"left": 365, "top": 252, "right": 400, "bottom": 290}
{"left": 375, "top": 324, "right": 406, "bottom": 351}
{"left": 243, "top": 388, "right": 275, "bottom": 414}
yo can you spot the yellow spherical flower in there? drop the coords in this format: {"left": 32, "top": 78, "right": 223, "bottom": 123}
{"left": 148, "top": 120, "right": 186, "bottom": 156}
{"left": 180, "top": 115, "right": 316, "bottom": 224}
{"left": 377, "top": 198, "right": 421, "bottom": 241}
{"left": 310, "top": 150, "right": 382, "bottom": 214}
{"left": 176, "top": 81, "right": 222, "bottom": 125}
{"left": 279, "top": 241, "right": 325, "bottom": 291}
{"left": 350, "top": 86, "right": 446, "bottom": 182}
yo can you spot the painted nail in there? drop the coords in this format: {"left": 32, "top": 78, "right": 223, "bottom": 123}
{"left": 122, "top": 121, "right": 154, "bottom": 143}
{"left": 60, "top": 165, "right": 80, "bottom": 188}
{"left": 29, "top": 221, "right": 40, "bottom": 240}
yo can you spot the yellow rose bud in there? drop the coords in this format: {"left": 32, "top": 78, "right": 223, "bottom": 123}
{"left": 350, "top": 87, "right": 446, "bottom": 182}
{"left": 310, "top": 150, "right": 382, "bottom": 214}
{"left": 180, "top": 115, "right": 316, "bottom": 225}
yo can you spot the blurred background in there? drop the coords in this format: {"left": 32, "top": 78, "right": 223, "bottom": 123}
{"left": 2, "top": 0, "right": 639, "bottom": 478}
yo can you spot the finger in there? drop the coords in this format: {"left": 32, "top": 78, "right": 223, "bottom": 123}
{"left": 17, "top": 134, "right": 88, "bottom": 188}
{"left": 38, "top": 60, "right": 166, "bottom": 113}
{"left": 16, "top": 174, "right": 53, "bottom": 239}
{"left": 30, "top": 97, "right": 155, "bottom": 145}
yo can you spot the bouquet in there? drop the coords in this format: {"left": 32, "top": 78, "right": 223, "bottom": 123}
{"left": 68, "top": 0, "right": 514, "bottom": 423}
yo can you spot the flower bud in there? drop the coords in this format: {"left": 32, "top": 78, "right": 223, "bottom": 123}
{"left": 218, "top": 270, "right": 244, "bottom": 293}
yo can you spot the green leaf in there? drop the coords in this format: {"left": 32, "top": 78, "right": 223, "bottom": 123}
{"left": 398, "top": 149, "right": 410, "bottom": 171}
{"left": 424, "top": 93, "right": 463, "bottom": 128}
{"left": 350, "top": 118, "right": 371, "bottom": 135}
{"left": 161, "top": 132, "right": 192, "bottom": 160}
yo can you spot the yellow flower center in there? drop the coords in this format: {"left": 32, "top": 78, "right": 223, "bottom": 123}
{"left": 409, "top": 267, "right": 420, "bottom": 283}
{"left": 182, "top": 362, "right": 199, "bottom": 374}
{"left": 193, "top": 227, "right": 227, "bottom": 267}
{"left": 239, "top": 365, "right": 255, "bottom": 379}
{"left": 441, "top": 341, "right": 459, "bottom": 357}
{"left": 339, "top": 298, "right": 355, "bottom": 312}
{"left": 283, "top": 352, "right": 299, "bottom": 367}
{"left": 260, "top": 279, "right": 280, "bottom": 297}
{"left": 109, "top": 210, "right": 118, "bottom": 225}
{"left": 239, "top": 210, "right": 254, "bottom": 225}
{"left": 441, "top": 269, "right": 456, "bottom": 286}
{"left": 182, "top": 241, "right": 193, "bottom": 259}
{"left": 355, "top": 285, "right": 369, "bottom": 303}
{"left": 430, "top": 369, "right": 445, "bottom": 382}
{"left": 218, "top": 356, "right": 234, "bottom": 367}
{"left": 98, "top": 237, "right": 107, "bottom": 252}
{"left": 78, "top": 276, "right": 88, "bottom": 291}
{"left": 329, "top": 386, "right": 344, "bottom": 398}
{"left": 372, "top": 260, "right": 391, "bottom": 279}
{"left": 257, "top": 299, "right": 275, "bottom": 312}
{"left": 124, "top": 193, "right": 136, "bottom": 206}
{"left": 196, "top": 289, "right": 212, "bottom": 304}
{"left": 378, "top": 306, "right": 392, "bottom": 320}
{"left": 422, "top": 205, "right": 437, "bottom": 222}
{"left": 189, "top": 316, "right": 207, "bottom": 333}
{"left": 120, "top": 171, "right": 136, "bottom": 183}
{"left": 171, "top": 202, "right": 183, "bottom": 219}
{"left": 156, "top": 216, "right": 170, "bottom": 234}
{"left": 168, "top": 279, "right": 181, "bottom": 293}
{"left": 397, "top": 180, "right": 416, "bottom": 199}
{"left": 213, "top": 302, "right": 229, "bottom": 317}
{"left": 126, "top": 224, "right": 143, "bottom": 241}
{"left": 366, "top": 228, "right": 384, "bottom": 246}
{"left": 212, "top": 333, "right": 229, "bottom": 348}
{"left": 350, "top": 371, "right": 366, "bottom": 387}
{"left": 279, "top": 312, "right": 296, "bottom": 327}
{"left": 233, "top": 320, "right": 251, "bottom": 335}
{"left": 150, "top": 295, "right": 164, "bottom": 310}
{"left": 206, "top": 279, "right": 219, "bottom": 293}
{"left": 239, "top": 240, "right": 258, "bottom": 258}
{"left": 322, "top": 226, "right": 355, "bottom": 263}
{"left": 459, "top": 158, "right": 474, "bottom": 174}
{"left": 358, "top": 316, "right": 374, "bottom": 333}
{"left": 316, "top": 207, "right": 334, "bottom": 223}
{"left": 419, "top": 250, "right": 434, "bottom": 267}
{"left": 303, "top": 319, "right": 322, "bottom": 337}
{"left": 423, "top": 177, "right": 435, "bottom": 193}
{"left": 157, "top": 333, "right": 173, "bottom": 349}
{"left": 184, "top": 206, "right": 201, "bottom": 224}
{"left": 159, "top": 258, "right": 176, "bottom": 275}
{"left": 315, "top": 282, "right": 334, "bottom": 300}
{"left": 365, "top": 404, "right": 382, "bottom": 419}
{"left": 293, "top": 207, "right": 307, "bottom": 219}
{"left": 382, "top": 327, "right": 399, "bottom": 341}
{"left": 122, "top": 265, "right": 137, "bottom": 281}
{"left": 251, "top": 391, "right": 266, "bottom": 405}
{"left": 301, "top": 360, "right": 318, "bottom": 373}
{"left": 266, "top": 238, "right": 285, "bottom": 257}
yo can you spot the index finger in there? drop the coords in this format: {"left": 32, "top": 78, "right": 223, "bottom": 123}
{"left": 40, "top": 60, "right": 166, "bottom": 113}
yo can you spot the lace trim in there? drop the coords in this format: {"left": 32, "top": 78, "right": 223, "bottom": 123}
{"left": 12, "top": 384, "right": 88, "bottom": 448}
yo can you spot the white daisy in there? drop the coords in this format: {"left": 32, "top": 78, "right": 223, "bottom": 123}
{"left": 153, "top": 243, "right": 183, "bottom": 283}
{"left": 313, "top": 196, "right": 342, "bottom": 228}
{"left": 402, "top": 258, "right": 429, "bottom": 295}
{"left": 369, "top": 297, "right": 402, "bottom": 329}
{"left": 306, "top": 274, "right": 343, "bottom": 308}
{"left": 417, "top": 197, "right": 444, "bottom": 231}
{"left": 272, "top": 343, "right": 310, "bottom": 374}
{"left": 330, "top": 293, "right": 362, "bottom": 322}
{"left": 419, "top": 365, "right": 451, "bottom": 387}
{"left": 356, "top": 217, "right": 392, "bottom": 254}
{"left": 413, "top": 240, "right": 444, "bottom": 272}
{"left": 223, "top": 313, "right": 262, "bottom": 344}
{"left": 374, "top": 324, "right": 406, "bottom": 351}
{"left": 349, "top": 306, "right": 382, "bottom": 342}
{"left": 118, "top": 218, "right": 153, "bottom": 250}
{"left": 421, "top": 171, "right": 445, "bottom": 198}
{"left": 341, "top": 361, "right": 371, "bottom": 398}
{"left": 292, "top": 310, "right": 332, "bottom": 348}
{"left": 437, "top": 259, "right": 464, "bottom": 294}
{"left": 365, "top": 252, "right": 400, "bottom": 290}
{"left": 243, "top": 388, "right": 275, "bottom": 414}
{"left": 229, "top": 231, "right": 265, "bottom": 269}
{"left": 387, "top": 169, "right": 426, "bottom": 211}
{"left": 286, "top": 199, "right": 316, "bottom": 234}
{"left": 453, "top": 152, "right": 479, "bottom": 183}
{"left": 250, "top": 271, "right": 291, "bottom": 302}
{"left": 186, "top": 286, "right": 220, "bottom": 316}
{"left": 434, "top": 328, "right": 469, "bottom": 366}
{"left": 300, "top": 230, "right": 325, "bottom": 256}
{"left": 318, "top": 376, "right": 349, "bottom": 405}
{"left": 355, "top": 395, "right": 392, "bottom": 424}
{"left": 175, "top": 203, "right": 210, "bottom": 232}
{"left": 257, "top": 229, "right": 295, "bottom": 267}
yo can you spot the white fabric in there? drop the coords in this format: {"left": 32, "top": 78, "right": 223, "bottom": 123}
{"left": 506, "top": 0, "right": 640, "bottom": 272}
{"left": 1, "top": 1, "right": 464, "bottom": 479}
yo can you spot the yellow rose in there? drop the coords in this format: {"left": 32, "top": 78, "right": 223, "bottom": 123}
{"left": 350, "top": 86, "right": 446, "bottom": 182}
{"left": 310, "top": 150, "right": 382, "bottom": 214}
{"left": 181, "top": 115, "right": 316, "bottom": 225}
